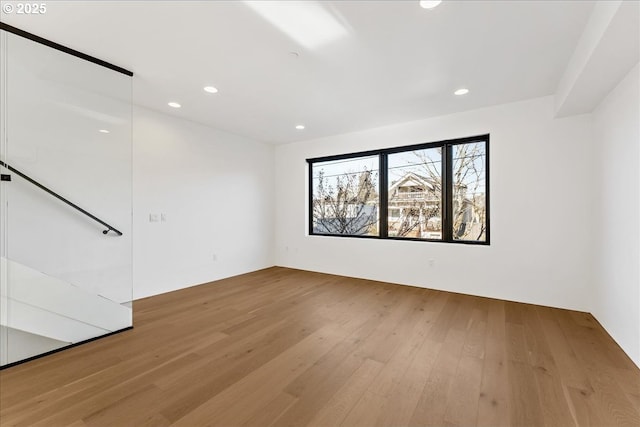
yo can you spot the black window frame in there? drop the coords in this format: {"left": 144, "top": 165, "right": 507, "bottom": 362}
{"left": 307, "top": 134, "right": 490, "bottom": 245}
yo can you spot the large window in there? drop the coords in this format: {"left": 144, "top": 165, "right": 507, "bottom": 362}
{"left": 311, "top": 155, "right": 379, "bottom": 236}
{"left": 308, "top": 134, "right": 489, "bottom": 244}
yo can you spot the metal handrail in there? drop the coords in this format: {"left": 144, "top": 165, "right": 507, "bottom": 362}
{"left": 0, "top": 160, "right": 123, "bottom": 236}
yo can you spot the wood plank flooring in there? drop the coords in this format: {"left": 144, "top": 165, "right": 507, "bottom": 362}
{"left": 1, "top": 267, "right": 638, "bottom": 426}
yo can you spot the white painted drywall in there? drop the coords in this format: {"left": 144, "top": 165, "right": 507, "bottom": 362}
{"left": 132, "top": 107, "right": 274, "bottom": 299}
{"left": 275, "top": 96, "right": 595, "bottom": 312}
{"left": 592, "top": 63, "right": 640, "bottom": 368}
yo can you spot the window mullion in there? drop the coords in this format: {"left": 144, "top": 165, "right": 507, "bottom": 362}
{"left": 443, "top": 144, "right": 453, "bottom": 242}
{"left": 379, "top": 153, "right": 388, "bottom": 238}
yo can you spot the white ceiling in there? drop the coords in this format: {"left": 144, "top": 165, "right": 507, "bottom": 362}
{"left": 2, "top": 1, "right": 597, "bottom": 144}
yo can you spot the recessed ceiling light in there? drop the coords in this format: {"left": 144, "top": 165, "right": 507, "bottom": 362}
{"left": 98, "top": 129, "right": 110, "bottom": 134}
{"left": 295, "top": 125, "right": 305, "bottom": 130}
{"left": 454, "top": 88, "right": 469, "bottom": 96}
{"left": 204, "top": 86, "right": 218, "bottom": 94}
{"left": 168, "top": 102, "right": 181, "bottom": 108}
{"left": 420, "top": 0, "right": 442, "bottom": 9}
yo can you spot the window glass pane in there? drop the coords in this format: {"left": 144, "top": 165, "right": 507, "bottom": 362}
{"left": 387, "top": 148, "right": 442, "bottom": 239}
{"left": 452, "top": 141, "right": 487, "bottom": 241}
{"left": 311, "top": 156, "right": 379, "bottom": 236}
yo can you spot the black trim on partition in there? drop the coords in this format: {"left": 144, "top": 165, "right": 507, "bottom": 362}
{"left": 0, "top": 326, "right": 133, "bottom": 371}
{"left": 0, "top": 160, "right": 123, "bottom": 235}
{"left": 0, "top": 22, "right": 133, "bottom": 77}
{"left": 306, "top": 134, "right": 490, "bottom": 245}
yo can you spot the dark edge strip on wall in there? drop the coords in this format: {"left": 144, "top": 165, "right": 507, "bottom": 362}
{"left": 0, "top": 22, "right": 133, "bottom": 76}
{"left": 0, "top": 327, "right": 133, "bottom": 370}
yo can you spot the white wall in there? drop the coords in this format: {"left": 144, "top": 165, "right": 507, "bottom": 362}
{"left": 132, "top": 107, "right": 274, "bottom": 299}
{"left": 275, "top": 96, "right": 595, "bottom": 312}
{"left": 593, "top": 63, "right": 640, "bottom": 368}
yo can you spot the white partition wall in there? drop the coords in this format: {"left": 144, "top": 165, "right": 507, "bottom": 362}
{"left": 0, "top": 25, "right": 133, "bottom": 367}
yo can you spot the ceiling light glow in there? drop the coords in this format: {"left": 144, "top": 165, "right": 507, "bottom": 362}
{"left": 420, "top": 0, "right": 442, "bottom": 9}
{"left": 168, "top": 102, "right": 181, "bottom": 108}
{"left": 204, "top": 86, "right": 218, "bottom": 93}
{"left": 295, "top": 125, "right": 305, "bottom": 130}
{"left": 98, "top": 129, "right": 110, "bottom": 134}
{"left": 244, "top": 1, "right": 348, "bottom": 49}
{"left": 454, "top": 88, "right": 469, "bottom": 96}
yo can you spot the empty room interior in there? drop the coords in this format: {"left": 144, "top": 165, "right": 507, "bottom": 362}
{"left": 0, "top": 0, "right": 639, "bottom": 426}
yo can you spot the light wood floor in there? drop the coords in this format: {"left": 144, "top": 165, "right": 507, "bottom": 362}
{"left": 1, "top": 267, "right": 638, "bottom": 426}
